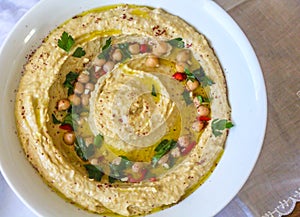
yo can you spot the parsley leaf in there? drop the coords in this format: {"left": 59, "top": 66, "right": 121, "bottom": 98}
{"left": 62, "top": 112, "right": 79, "bottom": 130}
{"left": 168, "top": 38, "right": 185, "bottom": 48}
{"left": 196, "top": 95, "right": 210, "bottom": 105}
{"left": 151, "top": 84, "right": 157, "bottom": 97}
{"left": 211, "top": 119, "right": 234, "bottom": 137}
{"left": 108, "top": 156, "right": 132, "bottom": 182}
{"left": 75, "top": 137, "right": 88, "bottom": 161}
{"left": 193, "top": 67, "right": 214, "bottom": 87}
{"left": 86, "top": 145, "right": 96, "bottom": 158}
{"left": 58, "top": 31, "right": 75, "bottom": 52}
{"left": 109, "top": 163, "right": 122, "bottom": 178}
{"left": 94, "top": 134, "right": 104, "bottom": 148}
{"left": 226, "top": 121, "right": 234, "bottom": 129}
{"left": 102, "top": 37, "right": 112, "bottom": 50}
{"left": 52, "top": 113, "right": 61, "bottom": 124}
{"left": 98, "top": 37, "right": 112, "bottom": 59}
{"left": 152, "top": 139, "right": 176, "bottom": 166}
{"left": 119, "top": 156, "right": 133, "bottom": 168}
{"left": 84, "top": 164, "right": 104, "bottom": 181}
{"left": 72, "top": 47, "right": 86, "bottom": 58}
{"left": 75, "top": 137, "right": 95, "bottom": 161}
{"left": 182, "top": 89, "right": 193, "bottom": 105}
{"left": 108, "top": 176, "right": 118, "bottom": 183}
{"left": 63, "top": 71, "right": 79, "bottom": 96}
{"left": 184, "top": 68, "right": 196, "bottom": 81}
{"left": 118, "top": 43, "right": 131, "bottom": 62}
{"left": 197, "top": 95, "right": 203, "bottom": 104}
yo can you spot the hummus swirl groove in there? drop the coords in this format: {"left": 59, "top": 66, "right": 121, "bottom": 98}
{"left": 15, "top": 4, "right": 232, "bottom": 216}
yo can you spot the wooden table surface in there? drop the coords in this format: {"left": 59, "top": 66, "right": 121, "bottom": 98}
{"left": 287, "top": 203, "right": 300, "bottom": 217}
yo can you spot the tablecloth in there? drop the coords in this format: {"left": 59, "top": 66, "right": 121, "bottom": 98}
{"left": 0, "top": 0, "right": 299, "bottom": 216}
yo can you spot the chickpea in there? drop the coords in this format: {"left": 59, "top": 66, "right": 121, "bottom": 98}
{"left": 177, "top": 135, "right": 190, "bottom": 148}
{"left": 63, "top": 131, "right": 76, "bottom": 145}
{"left": 81, "top": 94, "right": 90, "bottom": 106}
{"left": 68, "top": 94, "right": 81, "bottom": 106}
{"left": 197, "top": 105, "right": 210, "bottom": 117}
{"left": 112, "top": 48, "right": 123, "bottom": 62}
{"left": 171, "top": 147, "right": 181, "bottom": 158}
{"left": 145, "top": 55, "right": 159, "bottom": 67}
{"left": 128, "top": 43, "right": 140, "bottom": 55}
{"left": 103, "top": 61, "right": 115, "bottom": 72}
{"left": 57, "top": 99, "right": 71, "bottom": 111}
{"left": 152, "top": 41, "right": 170, "bottom": 56}
{"left": 176, "top": 49, "right": 190, "bottom": 62}
{"left": 93, "top": 58, "right": 106, "bottom": 67}
{"left": 77, "top": 73, "right": 90, "bottom": 84}
{"left": 74, "top": 82, "right": 84, "bottom": 94}
{"left": 112, "top": 157, "right": 122, "bottom": 165}
{"left": 192, "top": 120, "right": 204, "bottom": 132}
{"left": 85, "top": 83, "right": 95, "bottom": 91}
{"left": 132, "top": 162, "right": 144, "bottom": 173}
{"left": 186, "top": 80, "right": 199, "bottom": 91}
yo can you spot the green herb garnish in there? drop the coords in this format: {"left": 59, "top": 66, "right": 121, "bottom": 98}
{"left": 152, "top": 139, "right": 177, "bottom": 166}
{"left": 75, "top": 137, "right": 88, "bottom": 161}
{"left": 98, "top": 37, "right": 112, "bottom": 59}
{"left": 108, "top": 176, "right": 118, "bottom": 183}
{"left": 52, "top": 113, "right": 61, "bottom": 124}
{"left": 119, "top": 156, "right": 133, "bottom": 168}
{"left": 197, "top": 95, "right": 203, "bottom": 104}
{"left": 151, "top": 84, "right": 157, "bottom": 97}
{"left": 211, "top": 119, "right": 234, "bottom": 137}
{"left": 102, "top": 37, "right": 112, "bottom": 50}
{"left": 183, "top": 67, "right": 215, "bottom": 86}
{"left": 196, "top": 95, "right": 210, "bottom": 104}
{"left": 63, "top": 71, "right": 79, "bottom": 95}
{"left": 94, "top": 134, "right": 104, "bottom": 148}
{"left": 75, "top": 137, "right": 95, "bottom": 161}
{"left": 86, "top": 145, "right": 95, "bottom": 158}
{"left": 184, "top": 68, "right": 196, "bottom": 81}
{"left": 62, "top": 113, "right": 79, "bottom": 130}
{"left": 182, "top": 89, "right": 193, "bottom": 105}
{"left": 168, "top": 38, "right": 185, "bottom": 48}
{"left": 84, "top": 164, "right": 104, "bottom": 181}
{"left": 58, "top": 31, "right": 75, "bottom": 52}
{"left": 109, "top": 163, "right": 122, "bottom": 178}
{"left": 108, "top": 156, "right": 133, "bottom": 183}
{"left": 193, "top": 67, "right": 214, "bottom": 87}
{"left": 118, "top": 43, "right": 131, "bottom": 62}
{"left": 72, "top": 47, "right": 86, "bottom": 58}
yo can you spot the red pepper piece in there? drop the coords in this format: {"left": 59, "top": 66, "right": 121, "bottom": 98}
{"left": 128, "top": 168, "right": 148, "bottom": 183}
{"left": 172, "top": 72, "right": 187, "bottom": 81}
{"left": 181, "top": 141, "right": 196, "bottom": 155}
{"left": 149, "top": 177, "right": 157, "bottom": 182}
{"left": 140, "top": 44, "right": 148, "bottom": 53}
{"left": 198, "top": 116, "right": 211, "bottom": 122}
{"left": 59, "top": 124, "right": 73, "bottom": 131}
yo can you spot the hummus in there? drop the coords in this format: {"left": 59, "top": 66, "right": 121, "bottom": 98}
{"left": 15, "top": 4, "right": 232, "bottom": 216}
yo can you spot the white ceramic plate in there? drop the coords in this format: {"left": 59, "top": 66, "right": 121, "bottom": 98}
{"left": 0, "top": 0, "right": 267, "bottom": 216}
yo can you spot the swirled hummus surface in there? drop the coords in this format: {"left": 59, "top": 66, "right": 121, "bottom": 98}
{"left": 15, "top": 4, "right": 232, "bottom": 216}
